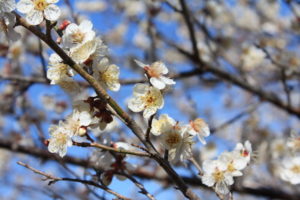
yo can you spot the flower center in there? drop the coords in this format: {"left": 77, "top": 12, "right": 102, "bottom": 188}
{"left": 143, "top": 92, "right": 157, "bottom": 107}
{"left": 34, "top": 0, "right": 49, "bottom": 11}
{"left": 100, "top": 70, "right": 114, "bottom": 84}
{"left": 291, "top": 165, "right": 300, "bottom": 174}
{"left": 56, "top": 132, "right": 68, "bottom": 145}
{"left": 165, "top": 132, "right": 181, "bottom": 148}
{"left": 71, "top": 32, "right": 85, "bottom": 44}
{"left": 213, "top": 169, "right": 224, "bottom": 182}
{"left": 227, "top": 162, "right": 236, "bottom": 173}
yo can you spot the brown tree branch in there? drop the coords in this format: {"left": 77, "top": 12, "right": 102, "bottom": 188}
{"left": 14, "top": 13, "right": 200, "bottom": 200}
{"left": 160, "top": 35, "right": 300, "bottom": 119}
{"left": 17, "top": 161, "right": 131, "bottom": 200}
{"left": 0, "top": 138, "right": 298, "bottom": 199}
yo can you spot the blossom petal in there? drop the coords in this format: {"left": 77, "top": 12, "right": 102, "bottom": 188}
{"left": 215, "top": 181, "right": 229, "bottom": 194}
{"left": 160, "top": 76, "right": 175, "bottom": 85}
{"left": 26, "top": 10, "right": 43, "bottom": 25}
{"left": 128, "top": 97, "right": 145, "bottom": 112}
{"left": 143, "top": 107, "right": 157, "bottom": 118}
{"left": 80, "top": 20, "right": 93, "bottom": 31}
{"left": 44, "top": 4, "right": 61, "bottom": 21}
{"left": 133, "top": 84, "right": 149, "bottom": 96}
{"left": 0, "top": 0, "right": 16, "bottom": 13}
{"left": 201, "top": 174, "right": 215, "bottom": 187}
{"left": 150, "top": 77, "right": 166, "bottom": 90}
{"left": 134, "top": 59, "right": 148, "bottom": 68}
{"left": 46, "top": 0, "right": 59, "bottom": 3}
{"left": 16, "top": 0, "right": 34, "bottom": 14}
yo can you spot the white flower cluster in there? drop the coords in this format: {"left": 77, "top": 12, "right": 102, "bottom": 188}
{"left": 128, "top": 60, "right": 175, "bottom": 118}
{"left": 46, "top": 19, "right": 119, "bottom": 95}
{"left": 271, "top": 131, "right": 300, "bottom": 185}
{"left": 241, "top": 45, "right": 266, "bottom": 70}
{"left": 151, "top": 114, "right": 210, "bottom": 163}
{"left": 48, "top": 98, "right": 115, "bottom": 157}
{"left": 48, "top": 108, "right": 93, "bottom": 157}
{"left": 201, "top": 141, "right": 252, "bottom": 195}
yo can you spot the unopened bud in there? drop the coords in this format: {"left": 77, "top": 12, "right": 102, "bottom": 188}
{"left": 59, "top": 20, "right": 71, "bottom": 31}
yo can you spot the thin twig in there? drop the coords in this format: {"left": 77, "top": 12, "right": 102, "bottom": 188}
{"left": 73, "top": 141, "right": 150, "bottom": 157}
{"left": 122, "top": 173, "right": 156, "bottom": 200}
{"left": 17, "top": 162, "right": 131, "bottom": 200}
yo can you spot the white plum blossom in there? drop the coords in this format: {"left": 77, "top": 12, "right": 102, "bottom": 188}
{"left": 170, "top": 130, "right": 194, "bottom": 163}
{"left": 151, "top": 114, "right": 194, "bottom": 162}
{"left": 151, "top": 114, "right": 176, "bottom": 136}
{"left": 270, "top": 138, "right": 287, "bottom": 159}
{"left": 233, "top": 140, "right": 252, "bottom": 164}
{"left": 64, "top": 110, "right": 94, "bottom": 136}
{"left": 62, "top": 20, "right": 96, "bottom": 49}
{"left": 219, "top": 152, "right": 247, "bottom": 176}
{"left": 287, "top": 131, "right": 300, "bottom": 152}
{"left": 201, "top": 159, "right": 234, "bottom": 195}
{"left": 92, "top": 57, "right": 120, "bottom": 92}
{"left": 160, "top": 123, "right": 184, "bottom": 150}
{"left": 201, "top": 141, "right": 252, "bottom": 195}
{"left": 17, "top": 0, "right": 61, "bottom": 25}
{"left": 280, "top": 156, "right": 300, "bottom": 184}
{"left": 187, "top": 118, "right": 210, "bottom": 144}
{"left": 135, "top": 60, "right": 175, "bottom": 90}
{"left": 128, "top": 83, "right": 164, "bottom": 118}
{"left": 0, "top": 0, "right": 16, "bottom": 14}
{"left": 48, "top": 122, "right": 72, "bottom": 157}
{"left": 69, "top": 39, "right": 97, "bottom": 63}
{"left": 47, "top": 53, "right": 75, "bottom": 84}
{"left": 241, "top": 45, "right": 266, "bottom": 70}
{"left": 47, "top": 53, "right": 80, "bottom": 95}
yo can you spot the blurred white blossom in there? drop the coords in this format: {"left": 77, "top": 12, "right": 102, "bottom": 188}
{"left": 17, "top": 0, "right": 61, "bottom": 25}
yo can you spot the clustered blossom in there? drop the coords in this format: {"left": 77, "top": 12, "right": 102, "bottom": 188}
{"left": 280, "top": 156, "right": 300, "bottom": 184}
{"left": 45, "top": 19, "right": 119, "bottom": 95}
{"left": 61, "top": 20, "right": 106, "bottom": 64}
{"left": 241, "top": 45, "right": 266, "bottom": 70}
{"left": 272, "top": 131, "right": 300, "bottom": 185}
{"left": 201, "top": 141, "right": 252, "bottom": 195}
{"left": 47, "top": 98, "right": 115, "bottom": 157}
{"left": 128, "top": 59, "right": 176, "bottom": 118}
{"left": 17, "top": 0, "right": 61, "bottom": 25}
{"left": 151, "top": 114, "right": 210, "bottom": 163}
